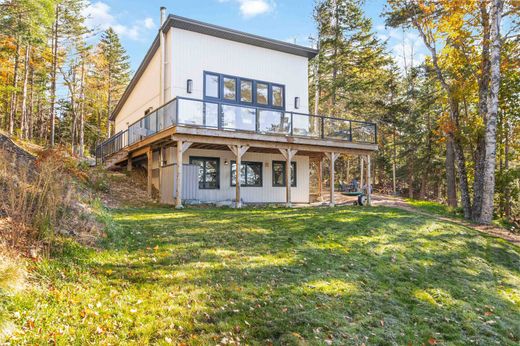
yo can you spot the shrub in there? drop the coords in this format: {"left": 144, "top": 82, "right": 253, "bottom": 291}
{"left": 0, "top": 149, "right": 71, "bottom": 241}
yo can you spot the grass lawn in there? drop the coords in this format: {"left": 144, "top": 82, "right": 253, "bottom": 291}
{"left": 1, "top": 205, "right": 520, "bottom": 345}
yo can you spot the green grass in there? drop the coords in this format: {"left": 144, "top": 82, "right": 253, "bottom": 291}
{"left": 405, "top": 199, "right": 465, "bottom": 220}
{"left": 406, "top": 199, "right": 517, "bottom": 231}
{"left": 1, "top": 206, "right": 519, "bottom": 345}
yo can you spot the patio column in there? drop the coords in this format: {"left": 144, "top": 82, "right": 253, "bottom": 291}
{"left": 147, "top": 147, "right": 153, "bottom": 198}
{"left": 325, "top": 152, "right": 339, "bottom": 207}
{"left": 360, "top": 156, "right": 364, "bottom": 191}
{"left": 367, "top": 154, "right": 372, "bottom": 206}
{"left": 175, "top": 140, "right": 192, "bottom": 209}
{"left": 127, "top": 153, "right": 132, "bottom": 172}
{"left": 279, "top": 148, "right": 297, "bottom": 207}
{"left": 317, "top": 158, "right": 323, "bottom": 202}
{"left": 228, "top": 145, "right": 249, "bottom": 208}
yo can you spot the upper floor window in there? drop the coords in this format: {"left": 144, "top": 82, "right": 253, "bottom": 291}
{"left": 223, "top": 77, "right": 236, "bottom": 101}
{"left": 205, "top": 73, "right": 220, "bottom": 98}
{"left": 256, "top": 82, "right": 269, "bottom": 105}
{"left": 240, "top": 80, "right": 253, "bottom": 103}
{"left": 204, "top": 71, "right": 284, "bottom": 109}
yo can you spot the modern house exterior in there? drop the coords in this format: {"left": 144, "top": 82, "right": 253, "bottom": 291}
{"left": 96, "top": 8, "right": 378, "bottom": 208}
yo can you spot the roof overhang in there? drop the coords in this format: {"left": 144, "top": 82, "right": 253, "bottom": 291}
{"left": 110, "top": 14, "right": 318, "bottom": 121}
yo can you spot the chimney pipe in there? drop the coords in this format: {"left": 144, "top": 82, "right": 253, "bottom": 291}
{"left": 160, "top": 6, "right": 166, "bottom": 26}
{"left": 159, "top": 6, "right": 167, "bottom": 105}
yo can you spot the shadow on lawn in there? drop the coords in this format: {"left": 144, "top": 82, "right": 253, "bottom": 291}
{"left": 70, "top": 206, "right": 520, "bottom": 344}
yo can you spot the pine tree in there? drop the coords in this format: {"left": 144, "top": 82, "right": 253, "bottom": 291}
{"left": 96, "top": 28, "right": 130, "bottom": 138}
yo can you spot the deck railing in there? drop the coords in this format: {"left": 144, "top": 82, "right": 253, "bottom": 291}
{"left": 96, "top": 97, "right": 377, "bottom": 162}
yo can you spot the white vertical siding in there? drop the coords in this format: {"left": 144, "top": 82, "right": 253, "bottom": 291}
{"left": 165, "top": 148, "right": 309, "bottom": 204}
{"left": 171, "top": 28, "right": 310, "bottom": 113}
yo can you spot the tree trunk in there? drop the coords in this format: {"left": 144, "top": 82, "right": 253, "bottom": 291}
{"left": 446, "top": 138, "right": 457, "bottom": 207}
{"left": 479, "top": 0, "right": 503, "bottom": 224}
{"left": 28, "top": 65, "right": 34, "bottom": 140}
{"left": 472, "top": 1, "right": 491, "bottom": 221}
{"left": 49, "top": 3, "right": 59, "bottom": 147}
{"left": 20, "top": 46, "right": 30, "bottom": 139}
{"left": 8, "top": 39, "right": 20, "bottom": 135}
{"left": 79, "top": 59, "right": 85, "bottom": 157}
{"left": 504, "top": 118, "right": 511, "bottom": 219}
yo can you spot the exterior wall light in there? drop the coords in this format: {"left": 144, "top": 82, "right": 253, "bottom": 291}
{"left": 187, "top": 79, "right": 193, "bottom": 94}
{"left": 294, "top": 97, "right": 300, "bottom": 109}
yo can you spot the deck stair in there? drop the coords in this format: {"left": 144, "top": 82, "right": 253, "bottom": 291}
{"left": 103, "top": 148, "right": 128, "bottom": 169}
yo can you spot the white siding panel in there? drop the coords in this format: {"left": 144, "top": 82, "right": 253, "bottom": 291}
{"left": 167, "top": 148, "right": 309, "bottom": 203}
{"left": 171, "top": 28, "right": 309, "bottom": 113}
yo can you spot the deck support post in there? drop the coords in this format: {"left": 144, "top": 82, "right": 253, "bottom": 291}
{"left": 279, "top": 148, "right": 297, "bottom": 207}
{"left": 325, "top": 152, "right": 339, "bottom": 207}
{"left": 360, "top": 156, "right": 364, "bottom": 191}
{"left": 147, "top": 147, "right": 153, "bottom": 198}
{"left": 127, "top": 153, "right": 133, "bottom": 172}
{"left": 317, "top": 158, "right": 323, "bottom": 202}
{"left": 175, "top": 140, "right": 192, "bottom": 209}
{"left": 228, "top": 145, "right": 249, "bottom": 208}
{"left": 367, "top": 154, "right": 372, "bottom": 206}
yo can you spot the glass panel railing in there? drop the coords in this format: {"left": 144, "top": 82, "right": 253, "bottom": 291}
{"left": 292, "top": 113, "right": 321, "bottom": 138}
{"left": 97, "top": 97, "right": 378, "bottom": 162}
{"left": 177, "top": 98, "right": 219, "bottom": 128}
{"left": 258, "top": 110, "right": 290, "bottom": 135}
{"left": 351, "top": 122, "right": 376, "bottom": 143}
{"left": 324, "top": 118, "right": 352, "bottom": 140}
{"left": 221, "top": 104, "right": 256, "bottom": 131}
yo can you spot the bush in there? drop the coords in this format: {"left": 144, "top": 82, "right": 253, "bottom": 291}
{"left": 0, "top": 149, "right": 71, "bottom": 241}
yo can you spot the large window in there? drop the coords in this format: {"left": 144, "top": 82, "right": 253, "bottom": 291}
{"left": 190, "top": 157, "right": 220, "bottom": 189}
{"left": 203, "top": 71, "right": 285, "bottom": 109}
{"left": 223, "top": 77, "right": 237, "bottom": 101}
{"left": 240, "top": 80, "right": 253, "bottom": 103}
{"left": 230, "top": 161, "right": 262, "bottom": 187}
{"left": 205, "top": 73, "right": 219, "bottom": 99}
{"left": 255, "top": 82, "right": 269, "bottom": 105}
{"left": 272, "top": 161, "right": 296, "bottom": 187}
{"left": 272, "top": 85, "right": 284, "bottom": 108}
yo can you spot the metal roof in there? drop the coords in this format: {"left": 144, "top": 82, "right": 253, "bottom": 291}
{"left": 110, "top": 14, "right": 318, "bottom": 121}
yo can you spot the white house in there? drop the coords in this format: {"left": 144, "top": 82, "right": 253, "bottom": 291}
{"left": 97, "top": 8, "right": 378, "bottom": 207}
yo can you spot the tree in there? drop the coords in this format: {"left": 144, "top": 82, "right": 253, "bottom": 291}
{"left": 96, "top": 28, "right": 130, "bottom": 138}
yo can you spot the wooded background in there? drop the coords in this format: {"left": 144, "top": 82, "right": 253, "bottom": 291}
{"left": 0, "top": 0, "right": 518, "bottom": 224}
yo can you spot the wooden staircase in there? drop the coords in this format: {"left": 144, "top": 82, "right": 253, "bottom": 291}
{"left": 103, "top": 148, "right": 129, "bottom": 169}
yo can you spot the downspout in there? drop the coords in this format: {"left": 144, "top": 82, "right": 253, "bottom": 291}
{"left": 159, "top": 6, "right": 166, "bottom": 105}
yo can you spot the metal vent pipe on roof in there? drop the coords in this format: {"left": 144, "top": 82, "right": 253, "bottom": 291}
{"left": 160, "top": 6, "right": 166, "bottom": 26}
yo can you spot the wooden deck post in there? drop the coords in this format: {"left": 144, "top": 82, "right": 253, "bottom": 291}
{"left": 228, "top": 145, "right": 249, "bottom": 208}
{"left": 175, "top": 140, "right": 192, "bottom": 209}
{"left": 325, "top": 152, "right": 339, "bottom": 207}
{"left": 147, "top": 147, "right": 153, "bottom": 198}
{"left": 367, "top": 154, "right": 372, "bottom": 206}
{"left": 279, "top": 149, "right": 297, "bottom": 207}
{"left": 317, "top": 158, "right": 323, "bottom": 202}
{"left": 127, "top": 153, "right": 132, "bottom": 172}
{"left": 360, "top": 156, "right": 364, "bottom": 191}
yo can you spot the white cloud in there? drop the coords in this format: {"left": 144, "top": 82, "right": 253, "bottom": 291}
{"left": 219, "top": 0, "right": 274, "bottom": 18}
{"left": 83, "top": 1, "right": 156, "bottom": 40}
{"left": 143, "top": 17, "right": 155, "bottom": 29}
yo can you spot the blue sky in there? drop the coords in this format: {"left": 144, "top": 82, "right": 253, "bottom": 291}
{"left": 83, "top": 0, "right": 427, "bottom": 72}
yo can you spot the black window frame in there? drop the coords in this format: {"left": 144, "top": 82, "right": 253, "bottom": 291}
{"left": 272, "top": 161, "right": 297, "bottom": 187}
{"left": 230, "top": 160, "right": 263, "bottom": 187}
{"left": 203, "top": 71, "right": 285, "bottom": 110}
{"left": 189, "top": 156, "right": 220, "bottom": 190}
